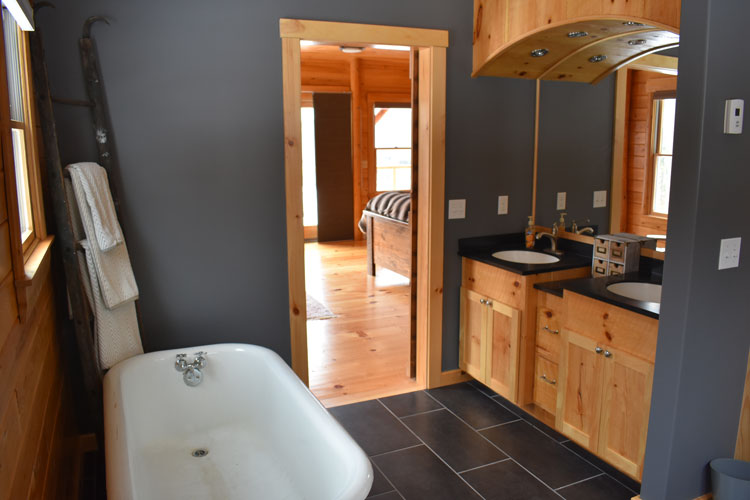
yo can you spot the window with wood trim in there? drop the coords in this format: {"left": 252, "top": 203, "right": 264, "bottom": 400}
{"left": 374, "top": 104, "right": 412, "bottom": 192}
{"left": 650, "top": 92, "right": 676, "bottom": 216}
{"left": 2, "top": 7, "right": 43, "bottom": 255}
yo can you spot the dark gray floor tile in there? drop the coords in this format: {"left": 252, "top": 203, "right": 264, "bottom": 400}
{"left": 491, "top": 395, "right": 568, "bottom": 443}
{"left": 468, "top": 379, "right": 500, "bottom": 397}
{"left": 368, "top": 461, "right": 395, "bottom": 497}
{"left": 427, "top": 383, "right": 519, "bottom": 429}
{"left": 380, "top": 390, "right": 443, "bottom": 417}
{"left": 368, "top": 492, "right": 402, "bottom": 500}
{"left": 372, "top": 445, "right": 482, "bottom": 500}
{"left": 481, "top": 420, "right": 600, "bottom": 489}
{"left": 461, "top": 460, "right": 560, "bottom": 500}
{"left": 558, "top": 474, "right": 635, "bottom": 500}
{"left": 329, "top": 400, "right": 419, "bottom": 456}
{"left": 561, "top": 441, "right": 640, "bottom": 494}
{"left": 402, "top": 409, "right": 507, "bottom": 472}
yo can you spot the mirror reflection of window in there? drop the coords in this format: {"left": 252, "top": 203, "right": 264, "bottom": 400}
{"left": 374, "top": 106, "right": 412, "bottom": 192}
{"left": 651, "top": 95, "right": 676, "bottom": 215}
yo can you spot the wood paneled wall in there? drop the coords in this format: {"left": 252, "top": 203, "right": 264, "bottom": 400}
{"left": 624, "top": 70, "right": 676, "bottom": 240}
{"left": 301, "top": 46, "right": 411, "bottom": 240}
{"left": 0, "top": 165, "right": 74, "bottom": 496}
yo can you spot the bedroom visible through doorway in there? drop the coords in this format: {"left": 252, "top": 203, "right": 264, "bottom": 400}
{"left": 299, "top": 42, "right": 418, "bottom": 407}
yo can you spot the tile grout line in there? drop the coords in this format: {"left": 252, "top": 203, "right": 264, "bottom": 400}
{"left": 369, "top": 458, "right": 406, "bottom": 500}
{"left": 553, "top": 440, "right": 640, "bottom": 495}
{"left": 555, "top": 472, "right": 606, "bottom": 491}
{"left": 375, "top": 398, "right": 488, "bottom": 500}
{"left": 396, "top": 406, "right": 445, "bottom": 420}
{"left": 457, "top": 457, "right": 511, "bottom": 475}
{"left": 475, "top": 418, "right": 523, "bottom": 432}
{"left": 422, "top": 390, "right": 565, "bottom": 500}
{"left": 369, "top": 443, "right": 424, "bottom": 459}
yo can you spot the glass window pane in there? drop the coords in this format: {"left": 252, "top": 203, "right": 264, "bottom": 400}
{"left": 658, "top": 98, "right": 676, "bottom": 155}
{"left": 12, "top": 128, "right": 33, "bottom": 241}
{"left": 301, "top": 107, "right": 318, "bottom": 227}
{"left": 652, "top": 155, "right": 672, "bottom": 215}
{"left": 374, "top": 107, "right": 411, "bottom": 149}
{"left": 376, "top": 148, "right": 411, "bottom": 168}
{"left": 394, "top": 167, "right": 412, "bottom": 191}
{"left": 376, "top": 168, "right": 394, "bottom": 192}
{"left": 2, "top": 9, "right": 24, "bottom": 122}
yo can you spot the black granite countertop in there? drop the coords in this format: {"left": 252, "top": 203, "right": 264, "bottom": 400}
{"left": 458, "top": 233, "right": 592, "bottom": 276}
{"left": 534, "top": 272, "right": 662, "bottom": 319}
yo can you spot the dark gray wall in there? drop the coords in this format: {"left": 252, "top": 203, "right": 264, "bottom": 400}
{"left": 37, "top": 0, "right": 541, "bottom": 367}
{"left": 641, "top": 0, "right": 750, "bottom": 498}
{"left": 536, "top": 77, "right": 614, "bottom": 232}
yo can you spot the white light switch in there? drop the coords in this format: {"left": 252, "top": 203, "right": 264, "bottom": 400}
{"left": 498, "top": 195, "right": 509, "bottom": 215}
{"left": 448, "top": 199, "right": 466, "bottom": 220}
{"left": 719, "top": 237, "right": 741, "bottom": 270}
{"left": 724, "top": 99, "right": 744, "bottom": 134}
{"left": 556, "top": 192, "right": 566, "bottom": 210}
{"left": 593, "top": 190, "right": 607, "bottom": 208}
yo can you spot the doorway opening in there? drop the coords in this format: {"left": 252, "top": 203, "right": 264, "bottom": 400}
{"left": 280, "top": 19, "right": 461, "bottom": 407}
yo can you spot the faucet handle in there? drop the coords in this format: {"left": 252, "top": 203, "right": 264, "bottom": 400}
{"left": 194, "top": 351, "right": 207, "bottom": 368}
{"left": 175, "top": 354, "right": 187, "bottom": 371}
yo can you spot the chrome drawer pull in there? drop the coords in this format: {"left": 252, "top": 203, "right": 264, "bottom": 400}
{"left": 595, "top": 347, "right": 603, "bottom": 354}
{"left": 540, "top": 374, "right": 557, "bottom": 385}
{"left": 604, "top": 350, "right": 612, "bottom": 358}
{"left": 543, "top": 325, "right": 559, "bottom": 335}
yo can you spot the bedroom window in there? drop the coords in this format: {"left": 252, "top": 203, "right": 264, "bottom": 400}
{"left": 374, "top": 106, "right": 411, "bottom": 192}
{"left": 650, "top": 94, "right": 676, "bottom": 216}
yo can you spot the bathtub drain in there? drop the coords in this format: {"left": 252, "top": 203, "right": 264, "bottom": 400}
{"left": 192, "top": 449, "right": 209, "bottom": 458}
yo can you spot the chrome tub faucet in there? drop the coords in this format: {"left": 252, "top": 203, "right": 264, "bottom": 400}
{"left": 175, "top": 352, "right": 207, "bottom": 386}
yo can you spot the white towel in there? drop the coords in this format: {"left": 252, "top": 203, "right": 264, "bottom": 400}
{"left": 68, "top": 163, "right": 138, "bottom": 309}
{"left": 64, "top": 177, "right": 143, "bottom": 370}
{"left": 67, "top": 162, "right": 124, "bottom": 251}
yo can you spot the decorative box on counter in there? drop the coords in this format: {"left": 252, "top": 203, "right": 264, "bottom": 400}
{"left": 592, "top": 233, "right": 657, "bottom": 277}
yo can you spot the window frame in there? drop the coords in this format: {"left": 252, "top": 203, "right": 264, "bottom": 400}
{"left": 647, "top": 90, "right": 677, "bottom": 218}
{"left": 366, "top": 93, "right": 412, "bottom": 195}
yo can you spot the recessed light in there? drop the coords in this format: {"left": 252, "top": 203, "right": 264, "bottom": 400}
{"left": 372, "top": 44, "right": 410, "bottom": 51}
{"left": 531, "top": 48, "right": 549, "bottom": 57}
{"left": 628, "top": 39, "right": 647, "bottom": 46}
{"left": 589, "top": 55, "right": 607, "bottom": 63}
{"left": 623, "top": 21, "right": 645, "bottom": 26}
{"left": 567, "top": 31, "right": 589, "bottom": 38}
{"left": 340, "top": 46, "right": 365, "bottom": 54}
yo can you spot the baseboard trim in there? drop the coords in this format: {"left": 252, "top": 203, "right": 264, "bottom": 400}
{"left": 632, "top": 494, "right": 712, "bottom": 500}
{"left": 437, "top": 369, "right": 471, "bottom": 387}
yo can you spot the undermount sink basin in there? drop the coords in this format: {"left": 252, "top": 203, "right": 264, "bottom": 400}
{"left": 491, "top": 250, "right": 560, "bottom": 265}
{"left": 606, "top": 282, "right": 662, "bottom": 304}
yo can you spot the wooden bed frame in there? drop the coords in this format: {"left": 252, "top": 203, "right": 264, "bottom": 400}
{"left": 363, "top": 210, "right": 411, "bottom": 280}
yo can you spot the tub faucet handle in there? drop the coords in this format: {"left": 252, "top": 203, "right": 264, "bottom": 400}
{"left": 175, "top": 354, "right": 188, "bottom": 371}
{"left": 194, "top": 351, "right": 207, "bottom": 369}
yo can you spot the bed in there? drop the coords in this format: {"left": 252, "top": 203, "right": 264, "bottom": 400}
{"left": 358, "top": 191, "right": 412, "bottom": 279}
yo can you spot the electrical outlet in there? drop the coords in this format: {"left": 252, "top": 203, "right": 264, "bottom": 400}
{"left": 448, "top": 199, "right": 466, "bottom": 219}
{"left": 498, "top": 195, "right": 509, "bottom": 215}
{"left": 556, "top": 192, "right": 566, "bottom": 210}
{"left": 718, "top": 237, "right": 741, "bottom": 270}
{"left": 593, "top": 190, "right": 607, "bottom": 208}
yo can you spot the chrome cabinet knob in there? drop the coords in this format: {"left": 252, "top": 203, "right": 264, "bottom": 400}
{"left": 479, "top": 298, "right": 486, "bottom": 304}
{"left": 486, "top": 300, "right": 493, "bottom": 306}
{"left": 604, "top": 350, "right": 612, "bottom": 358}
{"left": 595, "top": 347, "right": 603, "bottom": 354}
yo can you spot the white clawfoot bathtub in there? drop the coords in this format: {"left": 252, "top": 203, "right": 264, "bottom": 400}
{"left": 103, "top": 343, "right": 373, "bottom": 500}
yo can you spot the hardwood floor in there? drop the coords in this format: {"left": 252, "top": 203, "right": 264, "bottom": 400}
{"left": 305, "top": 240, "right": 421, "bottom": 407}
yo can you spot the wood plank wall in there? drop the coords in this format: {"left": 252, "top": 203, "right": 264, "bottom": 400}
{"left": 300, "top": 46, "right": 411, "bottom": 241}
{"left": 624, "top": 70, "right": 676, "bottom": 240}
{"left": 0, "top": 168, "right": 74, "bottom": 496}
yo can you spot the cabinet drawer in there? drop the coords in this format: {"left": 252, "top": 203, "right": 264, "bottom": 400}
{"left": 609, "top": 241, "right": 627, "bottom": 263}
{"left": 609, "top": 262, "right": 625, "bottom": 276}
{"left": 592, "top": 259, "right": 608, "bottom": 277}
{"left": 534, "top": 354, "right": 558, "bottom": 416}
{"left": 594, "top": 238, "right": 609, "bottom": 258}
{"left": 536, "top": 307, "right": 561, "bottom": 360}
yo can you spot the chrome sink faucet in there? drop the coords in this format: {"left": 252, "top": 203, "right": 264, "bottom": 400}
{"left": 536, "top": 222, "right": 563, "bottom": 255}
{"left": 175, "top": 352, "right": 207, "bottom": 386}
{"left": 571, "top": 219, "right": 595, "bottom": 235}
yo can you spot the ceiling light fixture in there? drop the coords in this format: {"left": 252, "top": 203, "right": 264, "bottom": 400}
{"left": 628, "top": 39, "right": 647, "bottom": 46}
{"left": 1, "top": 0, "right": 34, "bottom": 31}
{"left": 567, "top": 31, "right": 589, "bottom": 38}
{"left": 589, "top": 54, "right": 607, "bottom": 63}
{"left": 372, "top": 44, "right": 410, "bottom": 51}
{"left": 622, "top": 21, "right": 645, "bottom": 27}
{"left": 531, "top": 48, "right": 549, "bottom": 57}
{"left": 340, "top": 46, "right": 365, "bottom": 54}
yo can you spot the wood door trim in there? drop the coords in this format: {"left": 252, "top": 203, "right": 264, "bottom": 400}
{"left": 280, "top": 21, "right": 449, "bottom": 389}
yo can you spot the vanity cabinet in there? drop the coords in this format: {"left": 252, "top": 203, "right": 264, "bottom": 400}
{"left": 460, "top": 287, "right": 521, "bottom": 401}
{"left": 533, "top": 292, "right": 563, "bottom": 416}
{"left": 556, "top": 291, "right": 658, "bottom": 480}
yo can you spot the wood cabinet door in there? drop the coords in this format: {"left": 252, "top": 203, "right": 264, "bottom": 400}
{"left": 557, "top": 329, "right": 605, "bottom": 452}
{"left": 485, "top": 299, "right": 521, "bottom": 402}
{"left": 597, "top": 347, "right": 654, "bottom": 480}
{"left": 459, "top": 287, "right": 487, "bottom": 381}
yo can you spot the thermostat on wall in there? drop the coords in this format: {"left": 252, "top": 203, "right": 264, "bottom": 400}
{"left": 724, "top": 99, "right": 744, "bottom": 134}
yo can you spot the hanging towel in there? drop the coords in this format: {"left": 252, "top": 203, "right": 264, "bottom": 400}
{"left": 65, "top": 177, "right": 143, "bottom": 370}
{"left": 68, "top": 163, "right": 139, "bottom": 309}
{"left": 67, "top": 162, "right": 124, "bottom": 251}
